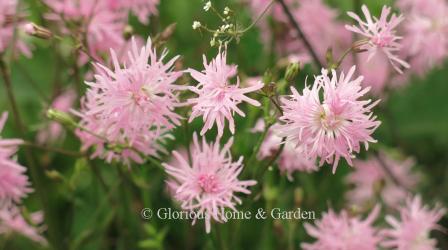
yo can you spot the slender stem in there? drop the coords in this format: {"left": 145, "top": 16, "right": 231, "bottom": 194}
{"left": 276, "top": 0, "right": 324, "bottom": 69}
{"left": 255, "top": 137, "right": 286, "bottom": 180}
{"left": 240, "top": 0, "right": 275, "bottom": 33}
{"left": 0, "top": 57, "right": 61, "bottom": 248}
{"left": 373, "top": 151, "right": 410, "bottom": 191}
{"left": 246, "top": 122, "right": 273, "bottom": 172}
{"left": 15, "top": 63, "right": 50, "bottom": 103}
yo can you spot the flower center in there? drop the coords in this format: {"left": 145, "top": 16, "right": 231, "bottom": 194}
{"left": 318, "top": 104, "right": 343, "bottom": 132}
{"left": 371, "top": 32, "right": 393, "bottom": 47}
{"left": 132, "top": 85, "right": 152, "bottom": 106}
{"left": 197, "top": 174, "right": 219, "bottom": 193}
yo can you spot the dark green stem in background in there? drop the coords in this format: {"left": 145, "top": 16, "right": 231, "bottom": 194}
{"left": 276, "top": 0, "right": 324, "bottom": 69}
{"left": 0, "top": 57, "right": 62, "bottom": 248}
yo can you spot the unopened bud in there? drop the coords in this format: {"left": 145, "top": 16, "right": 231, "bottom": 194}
{"left": 24, "top": 23, "right": 53, "bottom": 39}
{"left": 46, "top": 109, "right": 77, "bottom": 128}
{"left": 284, "top": 62, "right": 300, "bottom": 81}
{"left": 45, "top": 170, "right": 64, "bottom": 181}
{"left": 123, "top": 25, "right": 133, "bottom": 40}
{"left": 262, "top": 69, "right": 273, "bottom": 84}
{"left": 160, "top": 23, "right": 177, "bottom": 41}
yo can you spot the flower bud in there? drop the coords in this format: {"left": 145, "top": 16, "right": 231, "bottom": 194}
{"left": 24, "top": 23, "right": 53, "bottom": 39}
{"left": 46, "top": 109, "right": 77, "bottom": 128}
{"left": 284, "top": 62, "right": 300, "bottom": 82}
{"left": 123, "top": 25, "right": 133, "bottom": 40}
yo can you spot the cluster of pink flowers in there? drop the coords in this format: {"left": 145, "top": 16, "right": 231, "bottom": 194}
{"left": 0, "top": 0, "right": 32, "bottom": 57}
{"left": 44, "top": 0, "right": 159, "bottom": 63}
{"left": 0, "top": 112, "right": 46, "bottom": 244}
{"left": 346, "top": 151, "right": 420, "bottom": 208}
{"left": 252, "top": 119, "right": 318, "bottom": 180}
{"left": 187, "top": 49, "right": 263, "bottom": 138}
{"left": 278, "top": 66, "right": 381, "bottom": 173}
{"left": 37, "top": 88, "right": 77, "bottom": 145}
{"left": 302, "top": 205, "right": 381, "bottom": 250}
{"left": 76, "top": 37, "right": 181, "bottom": 165}
{"left": 303, "top": 196, "right": 446, "bottom": 249}
{"left": 163, "top": 133, "right": 256, "bottom": 233}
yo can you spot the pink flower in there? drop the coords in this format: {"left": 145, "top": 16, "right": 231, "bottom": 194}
{"left": 346, "top": 5, "right": 410, "bottom": 73}
{"left": 0, "top": 206, "right": 47, "bottom": 245}
{"left": 346, "top": 151, "right": 419, "bottom": 208}
{"left": 187, "top": 49, "right": 263, "bottom": 138}
{"left": 252, "top": 120, "right": 318, "bottom": 180}
{"left": 356, "top": 52, "right": 391, "bottom": 95}
{"left": 75, "top": 37, "right": 181, "bottom": 165}
{"left": 302, "top": 205, "right": 381, "bottom": 250}
{"left": 278, "top": 66, "right": 381, "bottom": 173}
{"left": 0, "top": 0, "right": 32, "bottom": 57}
{"left": 37, "top": 89, "right": 77, "bottom": 144}
{"left": 381, "top": 195, "right": 446, "bottom": 250}
{"left": 163, "top": 133, "right": 256, "bottom": 233}
{"left": 398, "top": 0, "right": 448, "bottom": 76}
{"left": 291, "top": 0, "right": 352, "bottom": 65}
{"left": 44, "top": 0, "right": 126, "bottom": 63}
{"left": 0, "top": 112, "right": 32, "bottom": 207}
{"left": 106, "top": 0, "right": 159, "bottom": 24}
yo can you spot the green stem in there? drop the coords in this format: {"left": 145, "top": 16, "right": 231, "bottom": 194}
{"left": 0, "top": 57, "right": 62, "bottom": 248}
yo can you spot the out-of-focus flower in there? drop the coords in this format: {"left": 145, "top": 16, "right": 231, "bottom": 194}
{"left": 302, "top": 205, "right": 381, "bottom": 250}
{"left": 0, "top": 112, "right": 32, "bottom": 207}
{"left": 398, "top": 0, "right": 448, "bottom": 76}
{"left": 346, "top": 151, "right": 419, "bottom": 208}
{"left": 381, "top": 195, "right": 446, "bottom": 250}
{"left": 106, "top": 0, "right": 159, "bottom": 24}
{"left": 356, "top": 52, "right": 391, "bottom": 95}
{"left": 346, "top": 5, "right": 410, "bottom": 73}
{"left": 37, "top": 89, "right": 76, "bottom": 145}
{"left": 187, "top": 49, "right": 263, "bottom": 138}
{"left": 0, "top": 0, "right": 32, "bottom": 57}
{"left": 0, "top": 207, "right": 47, "bottom": 245}
{"left": 278, "top": 66, "right": 380, "bottom": 173}
{"left": 290, "top": 0, "right": 352, "bottom": 65}
{"left": 44, "top": 0, "right": 126, "bottom": 63}
{"left": 252, "top": 120, "right": 318, "bottom": 180}
{"left": 163, "top": 133, "right": 256, "bottom": 233}
{"left": 75, "top": 37, "right": 181, "bottom": 165}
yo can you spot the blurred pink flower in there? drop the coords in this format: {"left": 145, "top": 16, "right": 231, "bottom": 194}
{"left": 398, "top": 0, "right": 448, "bottom": 76}
{"left": 290, "top": 0, "right": 352, "bottom": 65}
{"left": 37, "top": 89, "right": 77, "bottom": 145}
{"left": 44, "top": 0, "right": 126, "bottom": 63}
{"left": 346, "top": 151, "right": 419, "bottom": 208}
{"left": 163, "top": 133, "right": 256, "bottom": 233}
{"left": 278, "top": 66, "right": 381, "bottom": 173}
{"left": 302, "top": 205, "right": 381, "bottom": 250}
{"left": 106, "top": 0, "right": 159, "bottom": 24}
{"left": 75, "top": 37, "right": 181, "bottom": 165}
{"left": 0, "top": 112, "right": 32, "bottom": 207}
{"left": 0, "top": 0, "right": 32, "bottom": 57}
{"left": 356, "top": 52, "right": 391, "bottom": 95}
{"left": 0, "top": 207, "right": 47, "bottom": 245}
{"left": 381, "top": 195, "right": 446, "bottom": 250}
{"left": 346, "top": 5, "right": 410, "bottom": 73}
{"left": 252, "top": 120, "right": 318, "bottom": 180}
{"left": 187, "top": 49, "right": 263, "bottom": 138}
